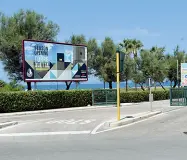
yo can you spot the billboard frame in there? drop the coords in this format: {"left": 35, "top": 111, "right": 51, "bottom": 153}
{"left": 22, "top": 39, "right": 88, "bottom": 82}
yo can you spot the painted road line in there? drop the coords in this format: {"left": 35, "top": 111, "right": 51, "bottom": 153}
{"left": 91, "top": 122, "right": 106, "bottom": 134}
{"left": 0, "top": 118, "right": 55, "bottom": 132}
{"left": 46, "top": 119, "right": 96, "bottom": 125}
{"left": 0, "top": 131, "right": 91, "bottom": 137}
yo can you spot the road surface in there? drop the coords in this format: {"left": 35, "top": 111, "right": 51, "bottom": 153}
{"left": 0, "top": 100, "right": 186, "bottom": 160}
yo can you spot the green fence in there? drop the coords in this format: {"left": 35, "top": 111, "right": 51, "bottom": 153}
{"left": 92, "top": 89, "right": 117, "bottom": 106}
{"left": 170, "top": 88, "right": 187, "bottom": 106}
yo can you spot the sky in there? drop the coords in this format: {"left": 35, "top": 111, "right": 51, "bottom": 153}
{"left": 1, "top": 0, "right": 187, "bottom": 83}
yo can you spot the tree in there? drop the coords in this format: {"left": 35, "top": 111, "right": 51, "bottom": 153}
{"left": 100, "top": 37, "right": 116, "bottom": 89}
{"left": 120, "top": 39, "right": 143, "bottom": 90}
{"left": 131, "top": 57, "right": 146, "bottom": 91}
{"left": 140, "top": 46, "right": 167, "bottom": 90}
{"left": 89, "top": 37, "right": 116, "bottom": 89}
{"left": 166, "top": 46, "right": 186, "bottom": 88}
{"left": 65, "top": 34, "right": 87, "bottom": 90}
{"left": 0, "top": 10, "right": 60, "bottom": 90}
{"left": 131, "top": 39, "right": 143, "bottom": 90}
{"left": 0, "top": 80, "right": 6, "bottom": 88}
{"left": 123, "top": 54, "right": 134, "bottom": 91}
{"left": 87, "top": 38, "right": 100, "bottom": 75}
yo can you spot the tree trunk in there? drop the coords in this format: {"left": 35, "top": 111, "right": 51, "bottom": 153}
{"left": 170, "top": 81, "right": 172, "bottom": 87}
{"left": 27, "top": 82, "right": 31, "bottom": 90}
{"left": 159, "top": 82, "right": 165, "bottom": 90}
{"left": 109, "top": 81, "right": 112, "bottom": 89}
{"left": 65, "top": 81, "right": 72, "bottom": 90}
{"left": 140, "top": 84, "right": 145, "bottom": 91}
{"left": 135, "top": 83, "right": 137, "bottom": 91}
{"left": 75, "top": 82, "right": 79, "bottom": 89}
{"left": 125, "top": 79, "right": 128, "bottom": 92}
{"left": 104, "top": 81, "right": 105, "bottom": 89}
{"left": 173, "top": 80, "right": 177, "bottom": 88}
{"left": 154, "top": 81, "right": 156, "bottom": 90}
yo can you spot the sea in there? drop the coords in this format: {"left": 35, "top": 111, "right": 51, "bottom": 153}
{"left": 25, "top": 81, "right": 172, "bottom": 90}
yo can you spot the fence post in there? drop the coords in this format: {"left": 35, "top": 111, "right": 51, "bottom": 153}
{"left": 106, "top": 90, "right": 108, "bottom": 104}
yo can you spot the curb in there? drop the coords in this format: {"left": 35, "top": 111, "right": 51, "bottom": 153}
{"left": 0, "top": 121, "right": 18, "bottom": 129}
{"left": 107, "top": 111, "right": 162, "bottom": 128}
{"left": 0, "top": 103, "right": 135, "bottom": 118}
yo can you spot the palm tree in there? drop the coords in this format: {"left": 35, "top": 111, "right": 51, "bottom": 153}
{"left": 132, "top": 39, "right": 143, "bottom": 58}
{"left": 123, "top": 39, "right": 143, "bottom": 90}
{"left": 123, "top": 39, "right": 134, "bottom": 55}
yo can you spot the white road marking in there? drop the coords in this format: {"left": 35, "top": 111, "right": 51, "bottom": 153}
{"left": 91, "top": 122, "right": 106, "bottom": 134}
{"left": 0, "top": 131, "right": 91, "bottom": 137}
{"left": 0, "top": 118, "right": 55, "bottom": 132}
{"left": 79, "top": 119, "right": 96, "bottom": 124}
{"left": 46, "top": 119, "right": 96, "bottom": 125}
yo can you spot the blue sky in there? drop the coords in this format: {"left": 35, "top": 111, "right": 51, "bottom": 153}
{"left": 1, "top": 0, "right": 187, "bottom": 83}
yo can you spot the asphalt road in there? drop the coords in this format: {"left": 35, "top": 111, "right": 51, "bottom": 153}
{"left": 0, "top": 100, "right": 180, "bottom": 134}
{"left": 0, "top": 100, "right": 186, "bottom": 159}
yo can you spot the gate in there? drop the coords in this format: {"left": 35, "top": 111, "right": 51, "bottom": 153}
{"left": 170, "top": 88, "right": 187, "bottom": 106}
{"left": 92, "top": 89, "right": 117, "bottom": 106}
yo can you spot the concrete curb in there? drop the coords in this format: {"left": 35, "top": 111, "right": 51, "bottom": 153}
{"left": 0, "top": 121, "right": 18, "bottom": 129}
{"left": 107, "top": 111, "right": 162, "bottom": 128}
{"left": 0, "top": 103, "right": 135, "bottom": 118}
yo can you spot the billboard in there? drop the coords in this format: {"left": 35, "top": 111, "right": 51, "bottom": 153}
{"left": 23, "top": 40, "right": 88, "bottom": 82}
{"left": 181, "top": 63, "right": 187, "bottom": 86}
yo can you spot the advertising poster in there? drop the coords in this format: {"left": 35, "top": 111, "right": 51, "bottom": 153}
{"left": 23, "top": 40, "right": 88, "bottom": 82}
{"left": 181, "top": 63, "right": 187, "bottom": 86}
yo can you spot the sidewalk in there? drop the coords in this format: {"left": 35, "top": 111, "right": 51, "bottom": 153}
{"left": 0, "top": 100, "right": 183, "bottom": 122}
{"left": 0, "top": 100, "right": 181, "bottom": 118}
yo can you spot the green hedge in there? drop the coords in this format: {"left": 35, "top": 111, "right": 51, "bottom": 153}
{"left": 120, "top": 90, "right": 169, "bottom": 103}
{"left": 0, "top": 89, "right": 169, "bottom": 113}
{"left": 0, "top": 90, "right": 92, "bottom": 113}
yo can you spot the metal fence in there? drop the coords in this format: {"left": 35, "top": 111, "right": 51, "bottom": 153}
{"left": 170, "top": 88, "right": 187, "bottom": 106}
{"left": 92, "top": 89, "right": 117, "bottom": 106}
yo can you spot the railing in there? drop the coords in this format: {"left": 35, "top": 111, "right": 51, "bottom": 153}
{"left": 170, "top": 88, "right": 187, "bottom": 106}
{"left": 92, "top": 89, "right": 117, "bottom": 106}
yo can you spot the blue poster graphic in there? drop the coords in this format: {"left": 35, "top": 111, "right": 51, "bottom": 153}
{"left": 23, "top": 40, "right": 88, "bottom": 81}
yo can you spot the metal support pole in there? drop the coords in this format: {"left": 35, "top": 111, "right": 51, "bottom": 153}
{"left": 34, "top": 82, "right": 37, "bottom": 91}
{"left": 116, "top": 52, "right": 120, "bottom": 121}
{"left": 149, "top": 78, "right": 153, "bottom": 112}
{"left": 76, "top": 82, "right": 78, "bottom": 89}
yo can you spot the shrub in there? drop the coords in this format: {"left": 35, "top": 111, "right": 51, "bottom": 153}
{"left": 120, "top": 90, "right": 169, "bottom": 103}
{"left": 0, "top": 89, "right": 169, "bottom": 113}
{"left": 0, "top": 90, "right": 92, "bottom": 113}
